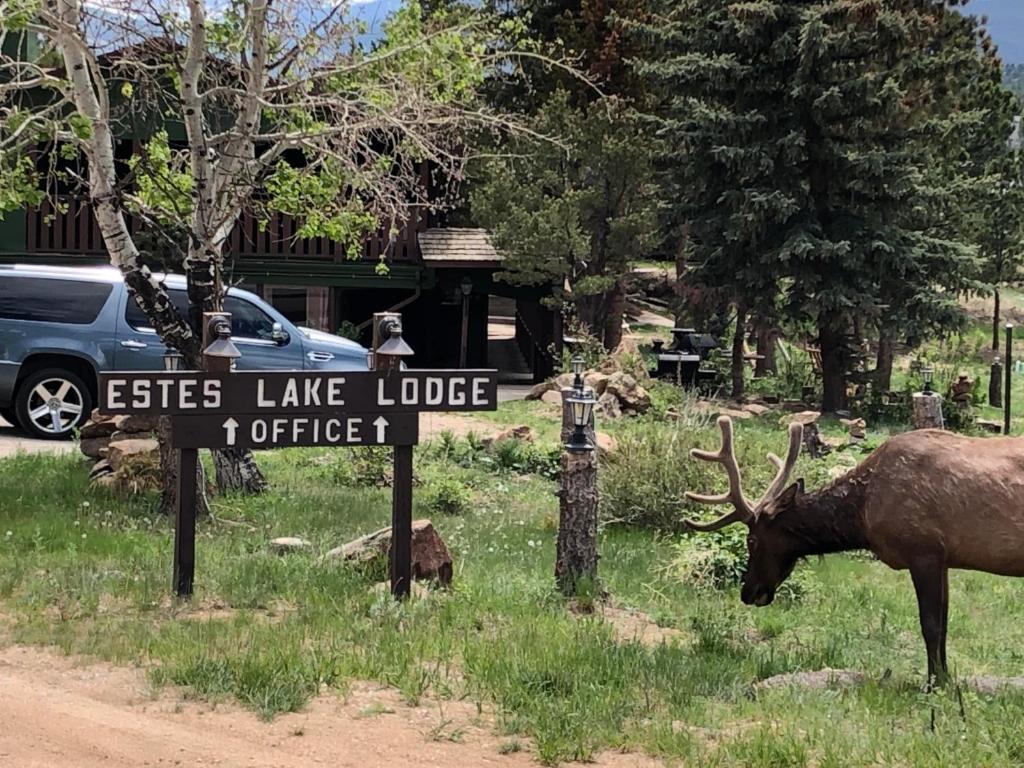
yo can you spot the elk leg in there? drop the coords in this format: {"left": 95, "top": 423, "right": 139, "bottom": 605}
{"left": 910, "top": 562, "right": 949, "bottom": 687}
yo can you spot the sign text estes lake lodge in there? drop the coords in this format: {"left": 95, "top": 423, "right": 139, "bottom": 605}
{"left": 100, "top": 370, "right": 498, "bottom": 415}
{"left": 98, "top": 370, "right": 497, "bottom": 450}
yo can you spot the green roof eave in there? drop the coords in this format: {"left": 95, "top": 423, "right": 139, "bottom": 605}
{"left": 225, "top": 259, "right": 426, "bottom": 289}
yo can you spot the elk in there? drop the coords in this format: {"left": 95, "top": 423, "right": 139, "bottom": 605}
{"left": 685, "top": 415, "right": 1024, "bottom": 683}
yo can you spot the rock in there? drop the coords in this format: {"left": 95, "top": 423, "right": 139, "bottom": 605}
{"left": 595, "top": 432, "right": 617, "bottom": 455}
{"left": 584, "top": 372, "right": 610, "bottom": 397}
{"left": 912, "top": 393, "right": 944, "bottom": 430}
{"left": 88, "top": 459, "right": 113, "bottom": 480}
{"left": 269, "top": 537, "right": 311, "bottom": 555}
{"left": 114, "top": 414, "right": 158, "bottom": 433}
{"left": 950, "top": 374, "right": 974, "bottom": 405}
{"left": 482, "top": 425, "right": 535, "bottom": 448}
{"left": 106, "top": 438, "right": 159, "bottom": 470}
{"left": 839, "top": 417, "right": 867, "bottom": 439}
{"left": 325, "top": 519, "right": 453, "bottom": 586}
{"left": 540, "top": 390, "right": 563, "bottom": 407}
{"left": 595, "top": 392, "right": 622, "bottom": 419}
{"left": 80, "top": 416, "right": 118, "bottom": 439}
{"left": 719, "top": 408, "right": 754, "bottom": 421}
{"left": 742, "top": 403, "right": 771, "bottom": 417}
{"left": 780, "top": 410, "right": 821, "bottom": 427}
{"left": 80, "top": 436, "right": 111, "bottom": 460}
{"left": 526, "top": 381, "right": 552, "bottom": 401}
{"left": 605, "top": 372, "right": 651, "bottom": 414}
{"left": 755, "top": 668, "right": 867, "bottom": 693}
{"left": 554, "top": 372, "right": 576, "bottom": 390}
{"left": 976, "top": 419, "right": 1003, "bottom": 434}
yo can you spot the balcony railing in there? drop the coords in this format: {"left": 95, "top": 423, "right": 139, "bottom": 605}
{"left": 24, "top": 196, "right": 423, "bottom": 264}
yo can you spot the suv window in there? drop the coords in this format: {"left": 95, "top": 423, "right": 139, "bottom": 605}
{"left": 126, "top": 290, "right": 277, "bottom": 341}
{"left": 125, "top": 289, "right": 189, "bottom": 330}
{"left": 0, "top": 277, "right": 113, "bottom": 324}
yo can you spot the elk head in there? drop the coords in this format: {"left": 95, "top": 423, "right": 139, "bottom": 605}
{"left": 685, "top": 416, "right": 804, "bottom": 606}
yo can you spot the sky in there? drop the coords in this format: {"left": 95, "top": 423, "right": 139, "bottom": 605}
{"left": 968, "top": 0, "right": 1024, "bottom": 64}
{"left": 352, "top": 0, "right": 1024, "bottom": 64}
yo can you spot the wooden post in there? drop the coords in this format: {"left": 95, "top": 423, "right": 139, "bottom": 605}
{"left": 1005, "top": 323, "right": 1014, "bottom": 436}
{"left": 990, "top": 359, "right": 1003, "bottom": 409}
{"left": 174, "top": 447, "right": 198, "bottom": 597}
{"left": 912, "top": 393, "right": 944, "bottom": 430}
{"left": 391, "top": 445, "right": 413, "bottom": 599}
{"left": 555, "top": 388, "right": 599, "bottom": 597}
{"left": 374, "top": 311, "right": 413, "bottom": 599}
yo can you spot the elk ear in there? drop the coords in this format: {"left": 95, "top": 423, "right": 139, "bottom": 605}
{"left": 796, "top": 477, "right": 805, "bottom": 495}
{"left": 763, "top": 482, "right": 801, "bottom": 519}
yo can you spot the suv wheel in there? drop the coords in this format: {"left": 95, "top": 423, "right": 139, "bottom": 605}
{"left": 15, "top": 369, "right": 93, "bottom": 440}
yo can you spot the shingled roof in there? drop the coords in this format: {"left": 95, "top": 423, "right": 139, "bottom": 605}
{"left": 418, "top": 228, "right": 502, "bottom": 267}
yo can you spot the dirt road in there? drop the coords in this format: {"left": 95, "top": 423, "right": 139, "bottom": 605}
{"left": 0, "top": 645, "right": 659, "bottom": 768}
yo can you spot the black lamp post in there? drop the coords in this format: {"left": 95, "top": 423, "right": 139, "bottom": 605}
{"left": 1005, "top": 322, "right": 1014, "bottom": 435}
{"left": 571, "top": 355, "right": 586, "bottom": 393}
{"left": 921, "top": 363, "right": 934, "bottom": 396}
{"left": 564, "top": 390, "right": 596, "bottom": 453}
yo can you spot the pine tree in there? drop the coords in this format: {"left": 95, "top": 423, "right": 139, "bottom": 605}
{"left": 469, "top": 0, "right": 660, "bottom": 350}
{"left": 638, "top": 0, "right": 987, "bottom": 410}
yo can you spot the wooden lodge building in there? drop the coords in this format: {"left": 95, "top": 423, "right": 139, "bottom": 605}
{"left": 0, "top": 196, "right": 558, "bottom": 381}
{"left": 0, "top": 35, "right": 558, "bottom": 382}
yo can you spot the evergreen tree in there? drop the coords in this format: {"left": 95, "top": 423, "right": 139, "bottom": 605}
{"left": 469, "top": 0, "right": 660, "bottom": 350}
{"left": 638, "top": 0, "right": 987, "bottom": 410}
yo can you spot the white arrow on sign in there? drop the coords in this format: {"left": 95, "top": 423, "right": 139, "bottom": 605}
{"left": 373, "top": 416, "right": 389, "bottom": 443}
{"left": 222, "top": 417, "right": 239, "bottom": 447}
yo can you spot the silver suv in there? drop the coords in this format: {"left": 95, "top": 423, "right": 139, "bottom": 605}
{"left": 0, "top": 265, "right": 371, "bottom": 439}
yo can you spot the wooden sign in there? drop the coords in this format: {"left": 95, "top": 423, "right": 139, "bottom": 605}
{"left": 99, "top": 370, "right": 498, "bottom": 416}
{"left": 171, "top": 413, "right": 418, "bottom": 450}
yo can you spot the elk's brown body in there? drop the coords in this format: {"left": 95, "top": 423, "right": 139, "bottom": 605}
{"left": 685, "top": 417, "right": 1024, "bottom": 683}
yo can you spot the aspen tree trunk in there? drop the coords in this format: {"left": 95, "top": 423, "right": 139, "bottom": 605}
{"left": 556, "top": 389, "right": 599, "bottom": 597}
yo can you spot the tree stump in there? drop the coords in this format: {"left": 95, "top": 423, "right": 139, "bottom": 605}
{"left": 912, "top": 393, "right": 944, "bottom": 430}
{"left": 556, "top": 388, "right": 599, "bottom": 597}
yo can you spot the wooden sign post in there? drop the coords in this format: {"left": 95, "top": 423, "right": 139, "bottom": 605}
{"left": 99, "top": 314, "right": 497, "bottom": 600}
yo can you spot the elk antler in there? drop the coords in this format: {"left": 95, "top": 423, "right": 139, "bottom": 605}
{"left": 760, "top": 422, "right": 804, "bottom": 506}
{"left": 684, "top": 417, "right": 804, "bottom": 532}
{"left": 683, "top": 416, "right": 756, "bottom": 531}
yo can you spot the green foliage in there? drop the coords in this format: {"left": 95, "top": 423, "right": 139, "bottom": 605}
{"left": 0, "top": 153, "right": 43, "bottom": 216}
{"left": 421, "top": 476, "right": 472, "bottom": 516}
{"left": 666, "top": 528, "right": 815, "bottom": 603}
{"left": 429, "top": 431, "right": 561, "bottom": 480}
{"left": 127, "top": 131, "right": 192, "bottom": 222}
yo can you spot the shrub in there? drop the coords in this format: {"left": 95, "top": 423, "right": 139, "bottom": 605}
{"left": 665, "top": 528, "right": 816, "bottom": 603}
{"left": 422, "top": 476, "right": 472, "bottom": 516}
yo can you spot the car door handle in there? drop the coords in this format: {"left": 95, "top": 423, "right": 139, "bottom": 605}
{"left": 307, "top": 351, "right": 335, "bottom": 362}
{"left": 119, "top": 340, "right": 148, "bottom": 349}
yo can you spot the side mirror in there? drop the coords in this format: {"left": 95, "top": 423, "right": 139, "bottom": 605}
{"left": 271, "top": 322, "right": 289, "bottom": 345}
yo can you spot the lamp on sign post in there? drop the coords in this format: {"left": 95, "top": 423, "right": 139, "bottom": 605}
{"left": 564, "top": 389, "right": 596, "bottom": 453}
{"left": 203, "top": 316, "right": 240, "bottom": 374}
{"left": 376, "top": 319, "right": 415, "bottom": 360}
{"left": 163, "top": 347, "right": 184, "bottom": 372}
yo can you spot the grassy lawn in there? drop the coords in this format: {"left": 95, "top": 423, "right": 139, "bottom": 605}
{"left": 4, "top": 401, "right": 1024, "bottom": 766}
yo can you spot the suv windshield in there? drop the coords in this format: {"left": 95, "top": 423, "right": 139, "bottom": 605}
{"left": 125, "top": 290, "right": 278, "bottom": 341}
{"left": 0, "top": 277, "right": 112, "bottom": 324}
